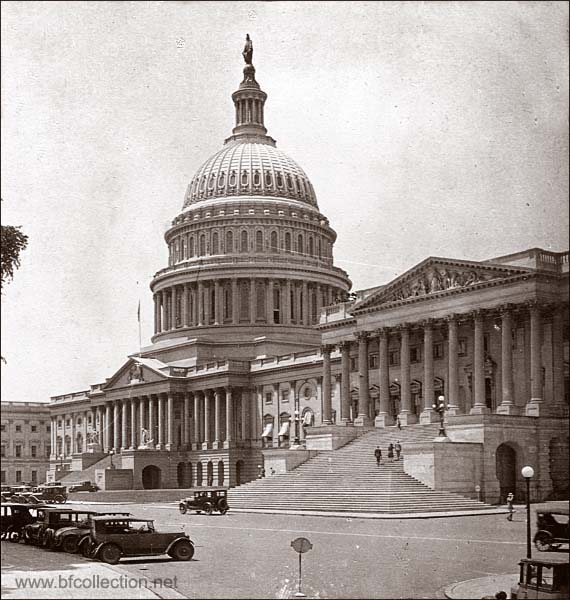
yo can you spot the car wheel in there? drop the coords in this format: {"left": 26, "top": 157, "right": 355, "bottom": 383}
{"left": 179, "top": 503, "right": 187, "bottom": 515}
{"left": 99, "top": 543, "right": 121, "bottom": 565}
{"left": 168, "top": 540, "right": 194, "bottom": 561}
{"left": 42, "top": 529, "right": 55, "bottom": 549}
{"left": 62, "top": 536, "right": 79, "bottom": 554}
{"left": 7, "top": 527, "right": 20, "bottom": 542}
{"left": 203, "top": 502, "right": 213, "bottom": 516}
{"left": 534, "top": 531, "right": 552, "bottom": 552}
{"left": 79, "top": 538, "right": 94, "bottom": 558}
{"left": 54, "top": 495, "right": 65, "bottom": 504}
{"left": 217, "top": 498, "right": 229, "bottom": 514}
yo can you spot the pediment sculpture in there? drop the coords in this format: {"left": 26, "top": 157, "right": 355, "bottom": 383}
{"left": 128, "top": 363, "right": 144, "bottom": 383}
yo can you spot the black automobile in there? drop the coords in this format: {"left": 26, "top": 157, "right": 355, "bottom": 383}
{"left": 1, "top": 503, "right": 47, "bottom": 542}
{"left": 179, "top": 489, "right": 229, "bottom": 515}
{"left": 68, "top": 481, "right": 98, "bottom": 493}
{"left": 534, "top": 507, "right": 569, "bottom": 552}
{"left": 23, "top": 508, "right": 97, "bottom": 548}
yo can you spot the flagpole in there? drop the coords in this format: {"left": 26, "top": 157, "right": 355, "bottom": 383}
{"left": 138, "top": 300, "right": 142, "bottom": 355}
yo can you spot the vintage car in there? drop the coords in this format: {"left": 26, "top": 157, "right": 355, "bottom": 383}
{"left": 1, "top": 503, "right": 47, "bottom": 542}
{"left": 23, "top": 508, "right": 97, "bottom": 547}
{"left": 81, "top": 516, "right": 194, "bottom": 564}
{"left": 68, "top": 481, "right": 98, "bottom": 493}
{"left": 178, "top": 489, "right": 229, "bottom": 515}
{"left": 534, "top": 507, "right": 569, "bottom": 552}
{"left": 6, "top": 485, "right": 38, "bottom": 504}
{"left": 28, "top": 484, "right": 68, "bottom": 504}
{"left": 511, "top": 554, "right": 569, "bottom": 599}
{"left": 53, "top": 512, "right": 130, "bottom": 554}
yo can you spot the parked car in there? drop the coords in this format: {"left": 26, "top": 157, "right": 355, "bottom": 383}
{"left": 534, "top": 507, "right": 569, "bottom": 552}
{"left": 53, "top": 512, "right": 130, "bottom": 554}
{"left": 178, "top": 489, "right": 229, "bottom": 515}
{"left": 68, "top": 481, "right": 98, "bottom": 493}
{"left": 82, "top": 516, "right": 194, "bottom": 564}
{"left": 511, "top": 554, "right": 569, "bottom": 599}
{"left": 29, "top": 484, "right": 68, "bottom": 504}
{"left": 1, "top": 503, "right": 47, "bottom": 542}
{"left": 6, "top": 486, "right": 37, "bottom": 504}
{"left": 23, "top": 508, "right": 97, "bottom": 548}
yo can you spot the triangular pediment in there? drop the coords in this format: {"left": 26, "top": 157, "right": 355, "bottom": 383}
{"left": 353, "top": 257, "right": 533, "bottom": 312}
{"left": 103, "top": 356, "right": 169, "bottom": 391}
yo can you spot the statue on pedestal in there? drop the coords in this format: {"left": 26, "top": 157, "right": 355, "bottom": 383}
{"left": 138, "top": 427, "right": 154, "bottom": 449}
{"left": 242, "top": 34, "right": 253, "bottom": 65}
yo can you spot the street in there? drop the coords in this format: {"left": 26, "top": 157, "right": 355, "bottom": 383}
{"left": 2, "top": 503, "right": 530, "bottom": 599}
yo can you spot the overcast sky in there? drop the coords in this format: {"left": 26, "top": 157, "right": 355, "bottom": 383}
{"left": 1, "top": 1, "right": 568, "bottom": 404}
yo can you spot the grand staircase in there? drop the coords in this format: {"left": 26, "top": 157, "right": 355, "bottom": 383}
{"left": 229, "top": 425, "right": 494, "bottom": 514}
{"left": 59, "top": 454, "right": 115, "bottom": 486}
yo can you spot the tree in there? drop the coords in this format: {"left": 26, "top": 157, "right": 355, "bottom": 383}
{"left": 1, "top": 223, "right": 28, "bottom": 290}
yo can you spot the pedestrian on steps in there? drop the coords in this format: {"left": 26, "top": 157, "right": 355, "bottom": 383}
{"left": 395, "top": 441, "right": 402, "bottom": 461}
{"left": 374, "top": 446, "right": 382, "bottom": 466}
{"left": 397, "top": 417, "right": 402, "bottom": 430}
{"left": 387, "top": 443, "right": 394, "bottom": 462}
{"left": 506, "top": 492, "right": 514, "bottom": 521}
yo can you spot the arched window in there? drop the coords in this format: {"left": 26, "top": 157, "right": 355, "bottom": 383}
{"left": 239, "top": 282, "right": 249, "bottom": 321}
{"left": 224, "top": 286, "right": 231, "bottom": 321}
{"left": 285, "top": 232, "right": 291, "bottom": 253}
{"left": 225, "top": 230, "right": 233, "bottom": 253}
{"left": 199, "top": 234, "right": 206, "bottom": 256}
{"left": 174, "top": 240, "right": 180, "bottom": 262}
{"left": 212, "top": 232, "right": 219, "bottom": 255}
{"left": 317, "top": 237, "right": 322, "bottom": 259}
{"left": 180, "top": 237, "right": 186, "bottom": 260}
{"left": 297, "top": 234, "right": 304, "bottom": 255}
{"left": 273, "top": 285, "right": 281, "bottom": 324}
{"left": 270, "top": 231, "right": 278, "bottom": 253}
{"left": 311, "top": 289, "right": 317, "bottom": 324}
{"left": 256, "top": 230, "right": 263, "bottom": 253}
{"left": 308, "top": 236, "right": 314, "bottom": 256}
{"left": 229, "top": 170, "right": 237, "bottom": 187}
{"left": 290, "top": 287, "right": 296, "bottom": 323}
{"left": 189, "top": 236, "right": 195, "bottom": 257}
{"left": 240, "top": 230, "right": 249, "bottom": 253}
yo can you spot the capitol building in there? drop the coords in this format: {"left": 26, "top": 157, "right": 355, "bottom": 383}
{"left": 42, "top": 40, "right": 568, "bottom": 507}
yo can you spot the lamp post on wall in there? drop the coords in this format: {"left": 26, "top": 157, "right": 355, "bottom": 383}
{"left": 522, "top": 465, "right": 534, "bottom": 558}
{"left": 109, "top": 449, "right": 115, "bottom": 470}
{"left": 293, "top": 410, "right": 300, "bottom": 446}
{"left": 432, "top": 395, "right": 447, "bottom": 438}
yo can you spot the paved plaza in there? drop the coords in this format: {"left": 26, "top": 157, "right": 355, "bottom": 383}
{"left": 2, "top": 503, "right": 537, "bottom": 599}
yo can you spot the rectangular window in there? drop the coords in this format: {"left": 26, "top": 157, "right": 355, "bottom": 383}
{"left": 458, "top": 338, "right": 467, "bottom": 356}
{"left": 66, "top": 419, "right": 70, "bottom": 427}
{"left": 31, "top": 445, "right": 37, "bottom": 458}
{"left": 46, "top": 445, "right": 51, "bottom": 457}
{"left": 0, "top": 446, "right": 5, "bottom": 457}
{"left": 0, "top": 471, "right": 5, "bottom": 483}
{"left": 15, "top": 445, "right": 22, "bottom": 457}
{"left": 483, "top": 333, "right": 490, "bottom": 354}
{"left": 281, "top": 389, "right": 290, "bottom": 403}
{"left": 15, "top": 470, "right": 22, "bottom": 483}
{"left": 15, "top": 425, "right": 22, "bottom": 432}
{"left": 31, "top": 425, "right": 37, "bottom": 433}
{"left": 47, "top": 424, "right": 51, "bottom": 432}
{"left": 368, "top": 354, "right": 378, "bottom": 369}
{"left": 350, "top": 357, "right": 358, "bottom": 372}
{"left": 433, "top": 342, "right": 444, "bottom": 360}
{"left": 389, "top": 350, "right": 400, "bottom": 366}
{"left": 0, "top": 424, "right": 5, "bottom": 432}
{"left": 31, "top": 470, "right": 37, "bottom": 484}
{"left": 265, "top": 392, "right": 273, "bottom": 405}
{"left": 410, "top": 346, "right": 422, "bottom": 363}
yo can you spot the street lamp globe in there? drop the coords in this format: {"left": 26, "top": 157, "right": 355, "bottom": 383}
{"left": 438, "top": 395, "right": 445, "bottom": 404}
{"left": 521, "top": 466, "right": 534, "bottom": 479}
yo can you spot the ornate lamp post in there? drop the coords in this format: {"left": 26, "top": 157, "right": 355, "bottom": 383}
{"left": 109, "top": 449, "right": 115, "bottom": 469}
{"left": 432, "top": 395, "right": 446, "bottom": 437}
{"left": 522, "top": 465, "right": 534, "bottom": 558}
{"left": 59, "top": 454, "right": 64, "bottom": 472}
{"left": 293, "top": 410, "right": 300, "bottom": 446}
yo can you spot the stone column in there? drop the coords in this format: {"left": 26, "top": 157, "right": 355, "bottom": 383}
{"left": 171, "top": 287, "right": 177, "bottom": 329}
{"left": 157, "top": 292, "right": 163, "bottom": 333}
{"left": 321, "top": 345, "right": 333, "bottom": 424}
{"left": 526, "top": 301, "right": 544, "bottom": 416}
{"left": 50, "top": 417, "right": 56, "bottom": 458}
{"left": 241, "top": 389, "right": 249, "bottom": 442}
{"left": 203, "top": 390, "right": 211, "bottom": 449}
{"left": 497, "top": 306, "right": 516, "bottom": 415}
{"left": 340, "top": 341, "right": 351, "bottom": 424}
{"left": 148, "top": 395, "right": 155, "bottom": 447}
{"left": 249, "top": 278, "right": 256, "bottom": 323}
{"left": 376, "top": 328, "right": 393, "bottom": 427}
{"left": 193, "top": 391, "right": 201, "bottom": 450}
{"left": 552, "top": 304, "right": 566, "bottom": 415}
{"left": 214, "top": 280, "right": 221, "bottom": 325}
{"left": 232, "top": 278, "right": 239, "bottom": 324}
{"left": 130, "top": 398, "right": 137, "bottom": 449}
{"left": 266, "top": 279, "right": 274, "bottom": 324}
{"left": 138, "top": 397, "right": 146, "bottom": 447}
{"left": 121, "top": 399, "right": 128, "bottom": 450}
{"left": 302, "top": 281, "right": 309, "bottom": 326}
{"left": 284, "top": 280, "right": 292, "bottom": 325}
{"left": 197, "top": 281, "right": 204, "bottom": 326}
{"left": 213, "top": 389, "right": 222, "bottom": 449}
{"left": 166, "top": 392, "right": 174, "bottom": 450}
{"left": 113, "top": 401, "right": 120, "bottom": 451}
{"left": 183, "top": 392, "right": 191, "bottom": 449}
{"left": 420, "top": 320, "right": 437, "bottom": 423}
{"left": 398, "top": 324, "right": 414, "bottom": 425}
{"left": 470, "top": 310, "right": 490, "bottom": 414}
{"left": 224, "top": 386, "right": 233, "bottom": 448}
{"left": 104, "top": 403, "right": 112, "bottom": 452}
{"left": 355, "top": 331, "right": 372, "bottom": 426}
{"left": 157, "top": 394, "right": 165, "bottom": 449}
{"left": 445, "top": 316, "right": 460, "bottom": 416}
{"left": 182, "top": 285, "right": 189, "bottom": 327}
{"left": 203, "top": 284, "right": 210, "bottom": 326}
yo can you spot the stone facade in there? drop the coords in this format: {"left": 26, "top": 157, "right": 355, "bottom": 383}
{"left": 1, "top": 402, "right": 51, "bottom": 486}
{"left": 44, "top": 44, "right": 569, "bottom": 503}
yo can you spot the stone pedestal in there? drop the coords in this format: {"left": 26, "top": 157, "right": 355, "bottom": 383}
{"left": 87, "top": 442, "right": 102, "bottom": 453}
{"left": 469, "top": 405, "right": 491, "bottom": 415}
{"left": 496, "top": 404, "right": 519, "bottom": 416}
{"left": 419, "top": 409, "right": 438, "bottom": 424}
{"left": 525, "top": 401, "right": 543, "bottom": 417}
{"left": 374, "top": 414, "right": 394, "bottom": 428}
{"left": 444, "top": 406, "right": 460, "bottom": 417}
{"left": 212, "top": 441, "right": 222, "bottom": 450}
{"left": 201, "top": 442, "right": 209, "bottom": 450}
{"left": 354, "top": 416, "right": 373, "bottom": 427}
{"left": 397, "top": 412, "right": 417, "bottom": 426}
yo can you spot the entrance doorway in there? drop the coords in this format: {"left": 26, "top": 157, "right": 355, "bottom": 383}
{"left": 496, "top": 444, "right": 517, "bottom": 503}
{"left": 142, "top": 465, "right": 161, "bottom": 489}
{"left": 217, "top": 461, "right": 225, "bottom": 486}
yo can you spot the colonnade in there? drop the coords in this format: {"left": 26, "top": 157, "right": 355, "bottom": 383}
{"left": 154, "top": 279, "right": 340, "bottom": 333}
{"left": 320, "top": 302, "right": 567, "bottom": 426}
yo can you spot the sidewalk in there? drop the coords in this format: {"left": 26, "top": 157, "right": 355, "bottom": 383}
{"left": 1, "top": 561, "right": 186, "bottom": 599}
{"left": 443, "top": 574, "right": 518, "bottom": 599}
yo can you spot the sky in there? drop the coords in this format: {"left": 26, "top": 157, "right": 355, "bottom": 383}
{"left": 1, "top": 1, "right": 568, "bottom": 404}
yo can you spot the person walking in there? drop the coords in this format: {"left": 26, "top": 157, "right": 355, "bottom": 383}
{"left": 395, "top": 441, "right": 402, "bottom": 461}
{"left": 374, "top": 446, "right": 382, "bottom": 466}
{"left": 506, "top": 492, "right": 514, "bottom": 521}
{"left": 396, "top": 417, "right": 402, "bottom": 430}
{"left": 387, "top": 443, "right": 394, "bottom": 462}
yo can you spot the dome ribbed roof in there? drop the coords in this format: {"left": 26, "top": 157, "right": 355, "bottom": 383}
{"left": 183, "top": 140, "right": 318, "bottom": 209}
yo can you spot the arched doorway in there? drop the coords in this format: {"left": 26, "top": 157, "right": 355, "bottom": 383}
{"left": 196, "top": 462, "right": 203, "bottom": 486}
{"left": 142, "top": 465, "right": 161, "bottom": 490}
{"left": 207, "top": 461, "right": 214, "bottom": 487}
{"left": 496, "top": 444, "right": 517, "bottom": 503}
{"left": 187, "top": 462, "right": 193, "bottom": 488}
{"left": 177, "top": 462, "right": 186, "bottom": 488}
{"left": 236, "top": 460, "right": 245, "bottom": 486}
{"left": 217, "top": 461, "right": 225, "bottom": 486}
